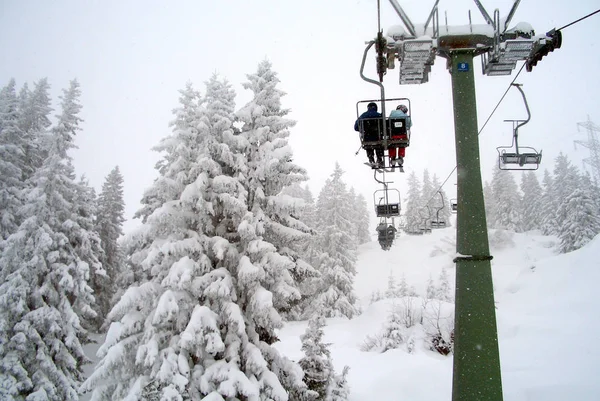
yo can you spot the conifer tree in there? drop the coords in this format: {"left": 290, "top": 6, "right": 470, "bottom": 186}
{"left": 483, "top": 179, "right": 495, "bottom": 227}
{"left": 425, "top": 274, "right": 436, "bottom": 299}
{"left": 307, "top": 163, "right": 358, "bottom": 319}
{"left": 19, "top": 78, "right": 53, "bottom": 180}
{"left": 436, "top": 267, "right": 452, "bottom": 302}
{"left": 352, "top": 191, "right": 371, "bottom": 245}
{"left": 539, "top": 169, "right": 556, "bottom": 235}
{"left": 0, "top": 79, "right": 24, "bottom": 239}
{"left": 95, "top": 166, "right": 126, "bottom": 325}
{"left": 551, "top": 153, "right": 582, "bottom": 235}
{"left": 489, "top": 166, "right": 522, "bottom": 231}
{"left": 557, "top": 187, "right": 600, "bottom": 253}
{"left": 404, "top": 171, "right": 422, "bottom": 233}
{"left": 382, "top": 303, "right": 404, "bottom": 351}
{"left": 84, "top": 71, "right": 311, "bottom": 399}
{"left": 327, "top": 366, "right": 350, "bottom": 401}
{"left": 0, "top": 79, "right": 95, "bottom": 400}
{"left": 520, "top": 171, "right": 543, "bottom": 231}
{"left": 236, "top": 62, "right": 316, "bottom": 319}
{"left": 74, "top": 176, "right": 106, "bottom": 331}
{"left": 299, "top": 315, "right": 333, "bottom": 400}
{"left": 421, "top": 169, "right": 434, "bottom": 206}
{"left": 385, "top": 270, "right": 398, "bottom": 299}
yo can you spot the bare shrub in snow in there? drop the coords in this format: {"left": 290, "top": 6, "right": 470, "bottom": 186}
{"left": 422, "top": 299, "right": 454, "bottom": 356}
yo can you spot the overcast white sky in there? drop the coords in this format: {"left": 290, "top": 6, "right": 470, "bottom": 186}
{"left": 1, "top": 0, "right": 599, "bottom": 232}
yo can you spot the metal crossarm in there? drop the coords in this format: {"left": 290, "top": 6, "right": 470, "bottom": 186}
{"left": 399, "top": 39, "right": 436, "bottom": 84}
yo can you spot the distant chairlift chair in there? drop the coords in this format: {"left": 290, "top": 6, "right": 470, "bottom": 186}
{"left": 450, "top": 198, "right": 458, "bottom": 213}
{"left": 497, "top": 84, "right": 542, "bottom": 170}
{"left": 430, "top": 191, "right": 447, "bottom": 229}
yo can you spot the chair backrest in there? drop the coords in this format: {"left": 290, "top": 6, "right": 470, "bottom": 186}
{"left": 389, "top": 117, "right": 407, "bottom": 136}
{"left": 360, "top": 118, "right": 382, "bottom": 141}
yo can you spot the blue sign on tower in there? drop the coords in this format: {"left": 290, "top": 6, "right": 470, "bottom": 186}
{"left": 457, "top": 62, "right": 469, "bottom": 72}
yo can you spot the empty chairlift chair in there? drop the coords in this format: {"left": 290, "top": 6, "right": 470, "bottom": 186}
{"left": 496, "top": 84, "right": 542, "bottom": 170}
{"left": 374, "top": 188, "right": 401, "bottom": 218}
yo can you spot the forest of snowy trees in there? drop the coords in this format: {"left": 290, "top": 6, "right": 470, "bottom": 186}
{"left": 401, "top": 169, "right": 452, "bottom": 234}
{"left": 0, "top": 64, "right": 371, "bottom": 400}
{"left": 0, "top": 79, "right": 126, "bottom": 399}
{"left": 482, "top": 157, "right": 600, "bottom": 253}
{"left": 401, "top": 161, "right": 600, "bottom": 254}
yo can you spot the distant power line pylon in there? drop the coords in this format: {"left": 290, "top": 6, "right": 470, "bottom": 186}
{"left": 574, "top": 116, "right": 600, "bottom": 183}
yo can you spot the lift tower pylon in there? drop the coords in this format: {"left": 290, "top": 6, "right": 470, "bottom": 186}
{"left": 374, "top": 1, "right": 561, "bottom": 400}
{"left": 574, "top": 116, "right": 600, "bottom": 184}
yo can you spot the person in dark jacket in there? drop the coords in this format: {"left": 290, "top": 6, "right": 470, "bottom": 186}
{"left": 354, "top": 102, "right": 384, "bottom": 166}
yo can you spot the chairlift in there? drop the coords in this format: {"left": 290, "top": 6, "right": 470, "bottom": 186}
{"left": 374, "top": 188, "right": 401, "bottom": 218}
{"left": 376, "top": 218, "right": 397, "bottom": 251}
{"left": 496, "top": 84, "right": 542, "bottom": 170}
{"left": 430, "top": 191, "right": 447, "bottom": 229}
{"left": 356, "top": 40, "right": 412, "bottom": 173}
{"left": 355, "top": 98, "right": 412, "bottom": 172}
{"left": 450, "top": 198, "right": 458, "bottom": 213}
{"left": 418, "top": 206, "right": 432, "bottom": 234}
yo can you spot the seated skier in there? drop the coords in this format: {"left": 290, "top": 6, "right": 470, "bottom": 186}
{"left": 354, "top": 102, "right": 385, "bottom": 167}
{"left": 388, "top": 104, "right": 412, "bottom": 167}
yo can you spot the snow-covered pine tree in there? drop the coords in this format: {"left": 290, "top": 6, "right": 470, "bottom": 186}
{"left": 381, "top": 303, "right": 404, "bottom": 352}
{"left": 425, "top": 274, "right": 436, "bottom": 299}
{"left": 299, "top": 315, "right": 333, "bottom": 400}
{"left": 18, "top": 78, "right": 53, "bottom": 181}
{"left": 557, "top": 187, "right": 600, "bottom": 252}
{"left": 306, "top": 162, "right": 358, "bottom": 319}
{"left": 351, "top": 190, "right": 371, "bottom": 245}
{"left": 436, "top": 267, "right": 452, "bottom": 302}
{"left": 0, "top": 79, "right": 96, "bottom": 401}
{"left": 551, "top": 153, "right": 582, "bottom": 236}
{"left": 280, "top": 183, "right": 322, "bottom": 320}
{"left": 489, "top": 166, "right": 522, "bottom": 231}
{"left": 236, "top": 62, "right": 317, "bottom": 321}
{"left": 404, "top": 171, "right": 422, "bottom": 233}
{"left": 520, "top": 171, "right": 543, "bottom": 231}
{"left": 539, "top": 169, "right": 556, "bottom": 235}
{"left": 385, "top": 270, "right": 398, "bottom": 299}
{"left": 96, "top": 166, "right": 126, "bottom": 322}
{"left": 397, "top": 273, "right": 409, "bottom": 297}
{"left": 83, "top": 73, "right": 311, "bottom": 400}
{"left": 0, "top": 79, "right": 25, "bottom": 239}
{"left": 421, "top": 169, "right": 434, "bottom": 206}
{"left": 327, "top": 366, "right": 350, "bottom": 401}
{"left": 73, "top": 175, "right": 106, "bottom": 331}
{"left": 483, "top": 179, "right": 495, "bottom": 227}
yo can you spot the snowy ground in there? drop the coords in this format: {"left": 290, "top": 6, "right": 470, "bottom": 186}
{"left": 82, "top": 226, "right": 600, "bottom": 400}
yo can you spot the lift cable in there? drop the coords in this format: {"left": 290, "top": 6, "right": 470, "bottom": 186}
{"left": 422, "top": 63, "right": 525, "bottom": 209}
{"left": 557, "top": 8, "right": 600, "bottom": 31}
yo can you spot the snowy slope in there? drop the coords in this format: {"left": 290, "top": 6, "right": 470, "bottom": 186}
{"left": 82, "top": 226, "right": 600, "bottom": 400}
{"left": 275, "top": 226, "right": 600, "bottom": 401}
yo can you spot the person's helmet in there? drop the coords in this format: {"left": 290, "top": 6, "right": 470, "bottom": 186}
{"left": 367, "top": 102, "right": 378, "bottom": 111}
{"left": 397, "top": 104, "right": 408, "bottom": 113}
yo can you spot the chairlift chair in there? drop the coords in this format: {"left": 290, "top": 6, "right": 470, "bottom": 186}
{"left": 429, "top": 191, "right": 447, "bottom": 229}
{"left": 376, "top": 218, "right": 397, "bottom": 251}
{"left": 374, "top": 187, "right": 401, "bottom": 218}
{"left": 496, "top": 84, "right": 542, "bottom": 171}
{"left": 418, "top": 206, "right": 432, "bottom": 234}
{"left": 450, "top": 198, "right": 458, "bottom": 213}
{"left": 355, "top": 97, "right": 412, "bottom": 171}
